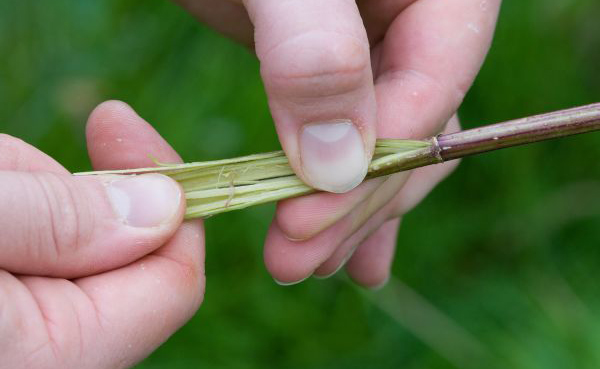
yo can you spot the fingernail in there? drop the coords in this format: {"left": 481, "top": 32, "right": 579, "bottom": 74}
{"left": 367, "top": 276, "right": 389, "bottom": 291}
{"left": 274, "top": 274, "right": 310, "bottom": 286}
{"left": 300, "top": 120, "right": 368, "bottom": 193}
{"left": 106, "top": 174, "right": 182, "bottom": 228}
{"left": 314, "top": 245, "right": 358, "bottom": 279}
{"left": 313, "top": 261, "right": 346, "bottom": 280}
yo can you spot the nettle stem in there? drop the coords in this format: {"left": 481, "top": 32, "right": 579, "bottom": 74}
{"left": 440, "top": 102, "right": 600, "bottom": 160}
{"left": 367, "top": 102, "right": 600, "bottom": 177}
{"left": 76, "top": 102, "right": 600, "bottom": 219}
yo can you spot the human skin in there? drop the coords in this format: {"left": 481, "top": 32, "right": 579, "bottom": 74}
{"left": 0, "top": 2, "right": 503, "bottom": 366}
{"left": 173, "top": 0, "right": 502, "bottom": 286}
{"left": 0, "top": 101, "right": 205, "bottom": 369}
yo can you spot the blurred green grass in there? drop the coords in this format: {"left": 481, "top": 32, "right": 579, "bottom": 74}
{"left": 1, "top": 1, "right": 600, "bottom": 368}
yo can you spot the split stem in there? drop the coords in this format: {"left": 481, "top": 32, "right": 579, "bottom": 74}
{"left": 75, "top": 102, "right": 600, "bottom": 219}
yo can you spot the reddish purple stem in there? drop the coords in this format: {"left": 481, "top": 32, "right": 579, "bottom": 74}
{"left": 438, "top": 103, "right": 600, "bottom": 161}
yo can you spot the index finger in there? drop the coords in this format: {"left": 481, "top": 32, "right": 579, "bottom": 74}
{"left": 78, "top": 102, "right": 205, "bottom": 366}
{"left": 375, "top": 0, "right": 502, "bottom": 138}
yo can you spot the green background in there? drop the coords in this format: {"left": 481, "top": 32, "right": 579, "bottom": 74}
{"left": 1, "top": 1, "right": 600, "bottom": 368}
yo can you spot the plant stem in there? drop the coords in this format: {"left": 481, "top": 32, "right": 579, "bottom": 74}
{"left": 75, "top": 102, "right": 600, "bottom": 219}
{"left": 367, "top": 102, "right": 600, "bottom": 177}
{"left": 438, "top": 102, "right": 600, "bottom": 161}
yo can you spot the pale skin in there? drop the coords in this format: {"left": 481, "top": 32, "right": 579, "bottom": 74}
{"left": 1, "top": 1, "right": 501, "bottom": 367}
{"left": 176, "top": 0, "right": 502, "bottom": 285}
{"left": 1, "top": 102, "right": 204, "bottom": 368}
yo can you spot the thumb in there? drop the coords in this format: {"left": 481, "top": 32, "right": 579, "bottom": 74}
{"left": 0, "top": 171, "right": 184, "bottom": 278}
{"left": 244, "top": 0, "right": 376, "bottom": 193}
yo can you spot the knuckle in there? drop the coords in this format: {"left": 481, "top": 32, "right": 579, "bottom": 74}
{"left": 262, "top": 31, "right": 371, "bottom": 99}
{"left": 173, "top": 257, "right": 201, "bottom": 289}
{"left": 31, "top": 173, "right": 92, "bottom": 263}
{"left": 159, "top": 253, "right": 205, "bottom": 313}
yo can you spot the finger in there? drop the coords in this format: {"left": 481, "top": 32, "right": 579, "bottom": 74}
{"left": 264, "top": 172, "right": 408, "bottom": 285}
{"left": 173, "top": 0, "right": 254, "bottom": 46}
{"left": 313, "top": 196, "right": 396, "bottom": 278}
{"left": 375, "top": 0, "right": 501, "bottom": 139}
{"left": 339, "top": 117, "right": 459, "bottom": 285}
{"left": 272, "top": 110, "right": 458, "bottom": 259}
{"left": 244, "top": 0, "right": 376, "bottom": 193}
{"left": 0, "top": 171, "right": 184, "bottom": 278}
{"left": 0, "top": 270, "right": 61, "bottom": 368}
{"left": 0, "top": 134, "right": 67, "bottom": 173}
{"left": 77, "top": 101, "right": 205, "bottom": 367}
{"left": 0, "top": 101, "right": 187, "bottom": 278}
{"left": 313, "top": 157, "right": 457, "bottom": 281}
{"left": 75, "top": 221, "right": 204, "bottom": 368}
{"left": 396, "top": 160, "right": 460, "bottom": 219}
{"left": 300, "top": 112, "right": 459, "bottom": 280}
{"left": 268, "top": 112, "right": 457, "bottom": 283}
{"left": 391, "top": 115, "right": 461, "bottom": 216}
{"left": 325, "top": 159, "right": 456, "bottom": 287}
{"left": 345, "top": 217, "right": 400, "bottom": 288}
{"left": 275, "top": 177, "right": 385, "bottom": 241}
{"left": 86, "top": 100, "right": 183, "bottom": 170}
{"left": 0, "top": 102, "right": 204, "bottom": 368}
{"left": 13, "top": 220, "right": 204, "bottom": 369}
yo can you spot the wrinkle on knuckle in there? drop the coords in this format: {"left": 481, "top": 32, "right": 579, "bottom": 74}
{"left": 261, "top": 31, "right": 371, "bottom": 99}
{"left": 156, "top": 253, "right": 204, "bottom": 303}
{"left": 31, "top": 173, "right": 92, "bottom": 264}
{"left": 166, "top": 256, "right": 205, "bottom": 316}
{"left": 22, "top": 339, "right": 62, "bottom": 369}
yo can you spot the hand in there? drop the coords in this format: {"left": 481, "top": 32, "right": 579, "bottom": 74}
{"left": 175, "top": 0, "right": 501, "bottom": 286}
{"left": 0, "top": 101, "right": 204, "bottom": 369}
